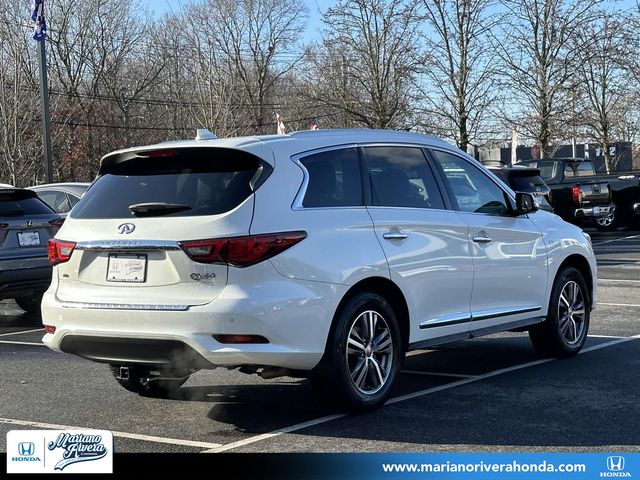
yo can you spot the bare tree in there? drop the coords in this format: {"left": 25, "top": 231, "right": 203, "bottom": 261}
{"left": 0, "top": 3, "right": 41, "bottom": 185}
{"left": 418, "top": 0, "right": 498, "bottom": 152}
{"left": 494, "top": 0, "right": 602, "bottom": 158}
{"left": 576, "top": 13, "right": 629, "bottom": 172}
{"left": 209, "top": 0, "right": 308, "bottom": 133}
{"left": 307, "top": 0, "right": 422, "bottom": 129}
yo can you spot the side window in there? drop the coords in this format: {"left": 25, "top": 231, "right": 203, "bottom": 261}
{"left": 363, "top": 146, "right": 445, "bottom": 209}
{"left": 431, "top": 150, "right": 510, "bottom": 215}
{"left": 67, "top": 193, "right": 81, "bottom": 207}
{"left": 300, "top": 148, "right": 362, "bottom": 208}
{"left": 37, "top": 190, "right": 71, "bottom": 213}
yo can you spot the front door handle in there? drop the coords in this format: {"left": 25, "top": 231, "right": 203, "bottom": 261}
{"left": 383, "top": 231, "right": 408, "bottom": 240}
{"left": 472, "top": 236, "right": 492, "bottom": 243}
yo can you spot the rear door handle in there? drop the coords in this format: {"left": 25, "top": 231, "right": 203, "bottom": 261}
{"left": 382, "top": 231, "right": 408, "bottom": 240}
{"left": 472, "top": 236, "right": 492, "bottom": 243}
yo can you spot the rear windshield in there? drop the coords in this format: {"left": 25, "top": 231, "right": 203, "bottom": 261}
{"left": 509, "top": 174, "right": 547, "bottom": 191}
{"left": 72, "top": 153, "right": 260, "bottom": 219}
{"left": 0, "top": 192, "right": 54, "bottom": 216}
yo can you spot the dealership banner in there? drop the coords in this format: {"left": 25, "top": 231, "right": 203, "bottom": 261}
{"left": 6, "top": 429, "right": 113, "bottom": 474}
{"left": 2, "top": 450, "right": 638, "bottom": 478}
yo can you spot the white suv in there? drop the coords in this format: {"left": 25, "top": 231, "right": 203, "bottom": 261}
{"left": 42, "top": 130, "right": 596, "bottom": 411}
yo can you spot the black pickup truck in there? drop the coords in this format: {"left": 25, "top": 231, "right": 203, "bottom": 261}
{"left": 518, "top": 158, "right": 640, "bottom": 231}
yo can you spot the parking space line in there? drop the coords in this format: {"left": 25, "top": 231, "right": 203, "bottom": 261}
{"left": 0, "top": 417, "right": 223, "bottom": 450}
{"left": 400, "top": 370, "right": 476, "bottom": 378}
{"left": 589, "top": 334, "right": 627, "bottom": 339}
{"left": 0, "top": 328, "right": 44, "bottom": 337}
{"left": 592, "top": 234, "right": 640, "bottom": 246}
{"left": 599, "top": 302, "right": 640, "bottom": 308}
{"left": 203, "top": 334, "right": 639, "bottom": 454}
{"left": 0, "top": 340, "right": 44, "bottom": 346}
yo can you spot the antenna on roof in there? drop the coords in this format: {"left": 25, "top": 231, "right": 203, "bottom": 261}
{"left": 195, "top": 128, "right": 217, "bottom": 141}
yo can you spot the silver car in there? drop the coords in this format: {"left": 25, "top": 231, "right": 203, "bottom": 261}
{"left": 0, "top": 188, "right": 62, "bottom": 312}
{"left": 29, "top": 182, "right": 90, "bottom": 218}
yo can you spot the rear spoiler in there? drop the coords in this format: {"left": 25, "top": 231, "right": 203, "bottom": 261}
{"left": 0, "top": 188, "right": 39, "bottom": 200}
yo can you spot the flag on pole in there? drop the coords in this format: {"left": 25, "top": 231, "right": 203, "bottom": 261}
{"left": 276, "top": 113, "right": 286, "bottom": 135}
{"left": 511, "top": 126, "right": 519, "bottom": 164}
{"left": 309, "top": 123, "right": 318, "bottom": 130}
{"left": 31, "top": 0, "right": 47, "bottom": 42}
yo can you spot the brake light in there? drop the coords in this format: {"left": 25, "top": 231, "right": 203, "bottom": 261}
{"left": 180, "top": 231, "right": 307, "bottom": 267}
{"left": 48, "top": 239, "right": 76, "bottom": 265}
{"left": 49, "top": 218, "right": 65, "bottom": 228}
{"left": 572, "top": 185, "right": 582, "bottom": 204}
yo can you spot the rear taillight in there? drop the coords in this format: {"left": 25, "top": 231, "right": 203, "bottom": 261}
{"left": 44, "top": 325, "right": 56, "bottom": 334}
{"left": 572, "top": 185, "right": 582, "bottom": 204}
{"left": 49, "top": 218, "right": 65, "bottom": 228}
{"left": 48, "top": 239, "right": 76, "bottom": 265}
{"left": 179, "top": 231, "right": 306, "bottom": 267}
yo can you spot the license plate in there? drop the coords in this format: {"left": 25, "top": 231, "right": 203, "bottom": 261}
{"left": 593, "top": 207, "right": 600, "bottom": 215}
{"left": 107, "top": 254, "right": 147, "bottom": 283}
{"left": 17, "top": 231, "right": 40, "bottom": 247}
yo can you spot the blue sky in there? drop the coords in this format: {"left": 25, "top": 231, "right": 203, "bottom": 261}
{"left": 150, "top": 0, "right": 333, "bottom": 41}
{"left": 150, "top": 0, "right": 637, "bottom": 42}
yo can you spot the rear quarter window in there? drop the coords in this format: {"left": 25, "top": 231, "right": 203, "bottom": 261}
{"left": 72, "top": 150, "right": 262, "bottom": 219}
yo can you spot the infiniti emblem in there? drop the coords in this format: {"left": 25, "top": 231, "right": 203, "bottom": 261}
{"left": 117, "top": 223, "right": 136, "bottom": 235}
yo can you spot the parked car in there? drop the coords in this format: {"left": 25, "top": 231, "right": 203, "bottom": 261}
{"left": 487, "top": 165, "right": 553, "bottom": 212}
{"left": 29, "top": 182, "right": 90, "bottom": 218}
{"left": 518, "top": 158, "right": 640, "bottom": 231}
{"left": 42, "top": 129, "right": 596, "bottom": 411}
{"left": 1, "top": 188, "right": 62, "bottom": 312}
{"left": 516, "top": 158, "right": 614, "bottom": 228}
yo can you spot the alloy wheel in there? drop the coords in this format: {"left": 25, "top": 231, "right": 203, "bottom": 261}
{"left": 345, "top": 310, "right": 393, "bottom": 395}
{"left": 558, "top": 280, "right": 586, "bottom": 345}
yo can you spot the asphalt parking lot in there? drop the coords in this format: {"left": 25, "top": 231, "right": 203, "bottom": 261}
{"left": 1, "top": 228, "right": 639, "bottom": 453}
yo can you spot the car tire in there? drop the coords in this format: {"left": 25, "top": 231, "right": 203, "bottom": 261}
{"left": 14, "top": 294, "right": 44, "bottom": 313}
{"left": 594, "top": 206, "right": 618, "bottom": 232}
{"left": 529, "top": 266, "right": 590, "bottom": 357}
{"left": 311, "top": 292, "right": 403, "bottom": 412}
{"left": 110, "top": 365, "right": 189, "bottom": 398}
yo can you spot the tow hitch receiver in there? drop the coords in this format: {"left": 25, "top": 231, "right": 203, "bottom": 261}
{"left": 115, "top": 366, "right": 129, "bottom": 380}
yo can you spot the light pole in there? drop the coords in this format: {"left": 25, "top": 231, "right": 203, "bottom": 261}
{"left": 32, "top": 0, "right": 53, "bottom": 183}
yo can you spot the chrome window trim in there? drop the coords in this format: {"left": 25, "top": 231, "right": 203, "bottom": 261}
{"left": 291, "top": 141, "right": 448, "bottom": 211}
{"left": 291, "top": 143, "right": 361, "bottom": 211}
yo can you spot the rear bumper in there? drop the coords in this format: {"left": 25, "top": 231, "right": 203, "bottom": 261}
{"left": 574, "top": 204, "right": 614, "bottom": 218}
{"left": 0, "top": 263, "right": 52, "bottom": 299}
{"left": 41, "top": 266, "right": 347, "bottom": 371}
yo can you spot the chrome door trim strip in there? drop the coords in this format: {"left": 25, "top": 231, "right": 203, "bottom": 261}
{"left": 419, "top": 312, "right": 471, "bottom": 329}
{"left": 471, "top": 305, "right": 542, "bottom": 321}
{"left": 419, "top": 305, "right": 542, "bottom": 329}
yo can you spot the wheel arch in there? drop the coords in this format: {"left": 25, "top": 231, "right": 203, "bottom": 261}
{"left": 328, "top": 277, "right": 410, "bottom": 352}
{"left": 556, "top": 254, "right": 594, "bottom": 307}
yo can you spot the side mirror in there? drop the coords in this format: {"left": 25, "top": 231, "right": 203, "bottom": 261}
{"left": 515, "top": 192, "right": 539, "bottom": 215}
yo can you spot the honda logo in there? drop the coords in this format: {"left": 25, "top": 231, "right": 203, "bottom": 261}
{"left": 607, "top": 456, "right": 625, "bottom": 472}
{"left": 117, "top": 223, "right": 135, "bottom": 235}
{"left": 18, "top": 442, "right": 35, "bottom": 456}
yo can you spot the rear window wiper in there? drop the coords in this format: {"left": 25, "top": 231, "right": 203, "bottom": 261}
{"left": 128, "top": 202, "right": 192, "bottom": 217}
